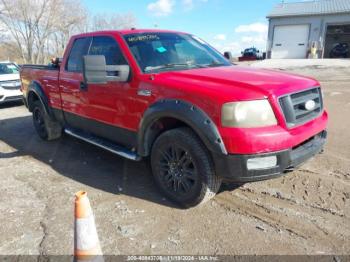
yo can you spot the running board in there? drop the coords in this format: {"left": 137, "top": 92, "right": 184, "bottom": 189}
{"left": 64, "top": 127, "right": 141, "bottom": 161}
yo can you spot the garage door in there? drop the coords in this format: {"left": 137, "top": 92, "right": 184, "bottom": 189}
{"left": 271, "top": 25, "right": 310, "bottom": 59}
{"left": 324, "top": 24, "right": 350, "bottom": 58}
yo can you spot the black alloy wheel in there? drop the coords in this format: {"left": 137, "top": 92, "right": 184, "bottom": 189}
{"left": 157, "top": 144, "right": 198, "bottom": 195}
{"left": 33, "top": 104, "right": 48, "bottom": 139}
{"left": 151, "top": 127, "right": 222, "bottom": 208}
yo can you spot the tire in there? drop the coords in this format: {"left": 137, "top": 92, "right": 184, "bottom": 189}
{"left": 32, "top": 100, "right": 62, "bottom": 141}
{"left": 151, "top": 127, "right": 222, "bottom": 208}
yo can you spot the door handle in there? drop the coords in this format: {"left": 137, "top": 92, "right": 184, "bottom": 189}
{"left": 80, "top": 81, "right": 88, "bottom": 91}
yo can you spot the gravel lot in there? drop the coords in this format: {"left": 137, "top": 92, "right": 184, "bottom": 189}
{"left": 0, "top": 61, "right": 349, "bottom": 256}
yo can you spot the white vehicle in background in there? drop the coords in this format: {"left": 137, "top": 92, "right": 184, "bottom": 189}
{"left": 0, "top": 61, "right": 22, "bottom": 104}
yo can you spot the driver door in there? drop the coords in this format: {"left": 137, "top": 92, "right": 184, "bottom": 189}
{"left": 81, "top": 35, "right": 137, "bottom": 148}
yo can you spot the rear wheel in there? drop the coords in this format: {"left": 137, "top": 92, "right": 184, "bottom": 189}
{"left": 151, "top": 127, "right": 222, "bottom": 208}
{"left": 32, "top": 101, "right": 62, "bottom": 140}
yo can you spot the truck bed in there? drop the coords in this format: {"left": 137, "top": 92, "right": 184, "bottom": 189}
{"left": 21, "top": 64, "right": 59, "bottom": 70}
{"left": 20, "top": 65, "right": 61, "bottom": 110}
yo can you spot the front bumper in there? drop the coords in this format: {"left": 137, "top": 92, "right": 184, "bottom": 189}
{"left": 214, "top": 130, "right": 327, "bottom": 182}
{"left": 0, "top": 89, "right": 23, "bottom": 104}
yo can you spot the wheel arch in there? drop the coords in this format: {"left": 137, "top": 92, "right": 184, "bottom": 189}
{"left": 27, "top": 81, "right": 55, "bottom": 119}
{"left": 137, "top": 99, "right": 227, "bottom": 157}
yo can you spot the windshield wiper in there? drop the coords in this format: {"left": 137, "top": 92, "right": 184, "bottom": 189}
{"left": 205, "top": 62, "right": 227, "bottom": 67}
{"left": 144, "top": 63, "right": 207, "bottom": 72}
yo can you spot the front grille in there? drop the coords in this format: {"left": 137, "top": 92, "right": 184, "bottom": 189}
{"left": 0, "top": 80, "right": 21, "bottom": 90}
{"left": 279, "top": 87, "right": 323, "bottom": 128}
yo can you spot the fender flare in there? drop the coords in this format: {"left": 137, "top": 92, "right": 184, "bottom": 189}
{"left": 137, "top": 99, "right": 227, "bottom": 157}
{"left": 27, "top": 81, "right": 55, "bottom": 119}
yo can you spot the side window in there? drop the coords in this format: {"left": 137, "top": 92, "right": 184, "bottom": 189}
{"left": 89, "top": 36, "right": 127, "bottom": 65}
{"left": 66, "top": 37, "right": 91, "bottom": 72}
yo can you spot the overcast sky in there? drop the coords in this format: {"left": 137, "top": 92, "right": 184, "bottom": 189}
{"left": 82, "top": 0, "right": 290, "bottom": 55}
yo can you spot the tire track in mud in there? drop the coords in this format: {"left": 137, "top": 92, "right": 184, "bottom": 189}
{"left": 214, "top": 168, "right": 350, "bottom": 251}
{"left": 214, "top": 193, "right": 309, "bottom": 240}
{"left": 215, "top": 191, "right": 347, "bottom": 251}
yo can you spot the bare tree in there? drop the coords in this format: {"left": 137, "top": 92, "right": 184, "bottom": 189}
{"left": 47, "top": 0, "right": 88, "bottom": 59}
{"left": 0, "top": 0, "right": 87, "bottom": 64}
{"left": 0, "top": 0, "right": 137, "bottom": 64}
{"left": 0, "top": 41, "right": 23, "bottom": 62}
{"left": 91, "top": 12, "right": 137, "bottom": 31}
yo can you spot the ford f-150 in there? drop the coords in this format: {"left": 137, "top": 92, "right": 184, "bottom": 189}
{"left": 20, "top": 29, "right": 328, "bottom": 207}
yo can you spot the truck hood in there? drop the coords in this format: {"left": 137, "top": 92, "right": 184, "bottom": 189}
{"left": 155, "top": 66, "right": 319, "bottom": 100}
{"left": 0, "top": 74, "right": 20, "bottom": 82}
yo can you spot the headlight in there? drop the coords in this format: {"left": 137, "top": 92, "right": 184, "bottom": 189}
{"left": 221, "top": 100, "right": 277, "bottom": 128}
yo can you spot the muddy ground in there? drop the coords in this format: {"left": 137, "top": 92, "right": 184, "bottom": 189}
{"left": 0, "top": 63, "right": 349, "bottom": 256}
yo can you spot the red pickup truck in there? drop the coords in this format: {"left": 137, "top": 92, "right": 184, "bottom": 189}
{"left": 20, "top": 29, "right": 328, "bottom": 207}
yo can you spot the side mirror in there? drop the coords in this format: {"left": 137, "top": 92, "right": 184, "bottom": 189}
{"left": 83, "top": 55, "right": 130, "bottom": 84}
{"left": 50, "top": 57, "right": 62, "bottom": 68}
{"left": 224, "top": 51, "right": 233, "bottom": 60}
{"left": 107, "top": 64, "right": 130, "bottom": 83}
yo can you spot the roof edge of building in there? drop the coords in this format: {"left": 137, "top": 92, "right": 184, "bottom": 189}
{"left": 267, "top": 10, "right": 350, "bottom": 19}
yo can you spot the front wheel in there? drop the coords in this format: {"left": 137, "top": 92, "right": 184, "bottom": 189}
{"left": 151, "top": 127, "right": 222, "bottom": 208}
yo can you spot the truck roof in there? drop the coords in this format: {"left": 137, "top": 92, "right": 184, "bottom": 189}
{"left": 72, "top": 29, "right": 188, "bottom": 38}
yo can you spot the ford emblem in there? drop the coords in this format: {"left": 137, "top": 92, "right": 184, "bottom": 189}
{"left": 305, "top": 100, "right": 316, "bottom": 111}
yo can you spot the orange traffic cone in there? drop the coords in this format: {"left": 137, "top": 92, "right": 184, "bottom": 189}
{"left": 74, "top": 191, "right": 103, "bottom": 262}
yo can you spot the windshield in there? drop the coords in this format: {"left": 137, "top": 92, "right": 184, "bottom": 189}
{"left": 124, "top": 33, "right": 231, "bottom": 73}
{"left": 0, "top": 63, "right": 19, "bottom": 75}
{"left": 244, "top": 48, "right": 256, "bottom": 53}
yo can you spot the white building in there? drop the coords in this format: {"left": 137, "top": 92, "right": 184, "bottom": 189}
{"left": 266, "top": 0, "right": 350, "bottom": 59}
